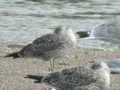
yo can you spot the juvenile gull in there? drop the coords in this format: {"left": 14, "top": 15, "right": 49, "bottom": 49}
{"left": 25, "top": 61, "right": 110, "bottom": 90}
{"left": 5, "top": 25, "right": 77, "bottom": 70}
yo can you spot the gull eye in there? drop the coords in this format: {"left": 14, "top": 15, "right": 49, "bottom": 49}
{"left": 91, "top": 63, "right": 101, "bottom": 70}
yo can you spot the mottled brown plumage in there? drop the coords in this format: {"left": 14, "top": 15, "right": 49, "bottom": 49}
{"left": 26, "top": 61, "right": 110, "bottom": 90}
{"left": 5, "top": 25, "right": 76, "bottom": 71}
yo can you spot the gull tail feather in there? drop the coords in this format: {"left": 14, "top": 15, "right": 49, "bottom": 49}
{"left": 25, "top": 75, "right": 44, "bottom": 83}
{"left": 5, "top": 52, "right": 21, "bottom": 59}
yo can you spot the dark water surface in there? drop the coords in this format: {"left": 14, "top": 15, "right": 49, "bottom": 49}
{"left": 0, "top": 0, "right": 120, "bottom": 49}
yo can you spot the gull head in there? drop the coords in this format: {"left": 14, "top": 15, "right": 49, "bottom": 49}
{"left": 89, "top": 61, "right": 109, "bottom": 70}
{"left": 54, "top": 25, "right": 77, "bottom": 46}
{"left": 88, "top": 61, "right": 110, "bottom": 88}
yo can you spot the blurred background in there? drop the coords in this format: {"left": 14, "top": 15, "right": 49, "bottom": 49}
{"left": 0, "top": 0, "right": 120, "bottom": 50}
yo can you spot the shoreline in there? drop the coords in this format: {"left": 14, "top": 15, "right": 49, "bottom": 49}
{"left": 0, "top": 45, "right": 120, "bottom": 90}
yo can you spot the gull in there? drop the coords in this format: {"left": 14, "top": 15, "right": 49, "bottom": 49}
{"left": 25, "top": 61, "right": 110, "bottom": 90}
{"left": 5, "top": 25, "right": 77, "bottom": 71}
{"left": 76, "top": 18, "right": 120, "bottom": 41}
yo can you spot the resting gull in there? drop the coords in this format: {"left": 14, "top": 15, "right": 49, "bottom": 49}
{"left": 25, "top": 61, "right": 110, "bottom": 90}
{"left": 5, "top": 25, "right": 77, "bottom": 71}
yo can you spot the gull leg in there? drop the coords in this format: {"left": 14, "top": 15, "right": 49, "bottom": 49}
{"left": 49, "top": 59, "right": 53, "bottom": 72}
{"left": 48, "top": 57, "right": 56, "bottom": 72}
{"left": 49, "top": 58, "right": 56, "bottom": 72}
{"left": 53, "top": 58, "right": 55, "bottom": 70}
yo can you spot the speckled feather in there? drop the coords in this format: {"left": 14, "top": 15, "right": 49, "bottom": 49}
{"left": 42, "top": 66, "right": 97, "bottom": 90}
{"left": 26, "top": 61, "right": 110, "bottom": 90}
{"left": 5, "top": 26, "right": 76, "bottom": 59}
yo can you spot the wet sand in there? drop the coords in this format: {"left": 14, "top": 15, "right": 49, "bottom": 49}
{"left": 0, "top": 45, "right": 120, "bottom": 90}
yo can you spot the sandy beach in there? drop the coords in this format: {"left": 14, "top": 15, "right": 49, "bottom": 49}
{"left": 0, "top": 45, "right": 120, "bottom": 90}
